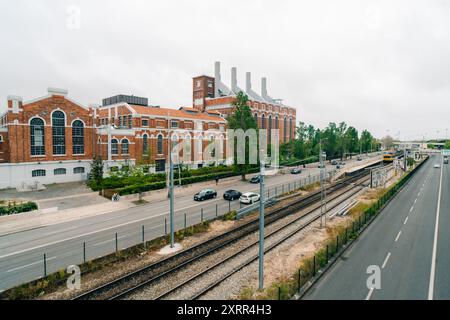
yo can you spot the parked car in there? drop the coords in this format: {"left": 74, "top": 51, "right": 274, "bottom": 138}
{"left": 249, "top": 175, "right": 262, "bottom": 184}
{"left": 336, "top": 164, "right": 343, "bottom": 169}
{"left": 331, "top": 160, "right": 338, "bottom": 165}
{"left": 194, "top": 189, "right": 217, "bottom": 201}
{"left": 223, "top": 190, "right": 242, "bottom": 201}
{"left": 339, "top": 161, "right": 346, "bottom": 166}
{"left": 290, "top": 168, "right": 302, "bottom": 175}
{"left": 357, "top": 156, "right": 363, "bottom": 161}
{"left": 240, "top": 192, "right": 261, "bottom": 205}
{"left": 434, "top": 164, "right": 441, "bottom": 169}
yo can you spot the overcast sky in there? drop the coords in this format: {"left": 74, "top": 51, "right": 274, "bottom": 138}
{"left": 1, "top": 0, "right": 449, "bottom": 140}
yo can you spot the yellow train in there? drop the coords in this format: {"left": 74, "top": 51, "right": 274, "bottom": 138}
{"left": 383, "top": 150, "right": 402, "bottom": 163}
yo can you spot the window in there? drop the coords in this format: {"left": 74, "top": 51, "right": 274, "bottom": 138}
{"left": 72, "top": 120, "right": 84, "bottom": 155}
{"left": 284, "top": 117, "right": 287, "bottom": 143}
{"left": 121, "top": 139, "right": 129, "bottom": 155}
{"left": 275, "top": 115, "right": 279, "bottom": 129}
{"left": 32, "top": 170, "right": 46, "bottom": 177}
{"left": 171, "top": 121, "right": 178, "bottom": 128}
{"left": 0, "top": 135, "right": 3, "bottom": 142}
{"left": 290, "top": 118, "right": 293, "bottom": 141}
{"left": 111, "top": 139, "right": 119, "bottom": 155}
{"left": 52, "top": 111, "right": 66, "bottom": 155}
{"left": 74, "top": 167, "right": 85, "bottom": 174}
{"left": 143, "top": 134, "right": 149, "bottom": 154}
{"left": 30, "top": 118, "right": 45, "bottom": 156}
{"left": 196, "top": 80, "right": 202, "bottom": 88}
{"left": 128, "top": 116, "right": 132, "bottom": 128}
{"left": 157, "top": 135, "right": 164, "bottom": 154}
{"left": 261, "top": 114, "right": 266, "bottom": 129}
{"left": 54, "top": 168, "right": 67, "bottom": 175}
{"left": 268, "top": 115, "right": 272, "bottom": 142}
{"left": 254, "top": 113, "right": 258, "bottom": 125}
{"left": 142, "top": 119, "right": 149, "bottom": 127}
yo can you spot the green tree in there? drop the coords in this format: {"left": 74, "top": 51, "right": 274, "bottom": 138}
{"left": 360, "top": 130, "right": 374, "bottom": 153}
{"left": 90, "top": 156, "right": 104, "bottom": 186}
{"left": 227, "top": 92, "right": 258, "bottom": 180}
{"left": 345, "top": 126, "right": 359, "bottom": 158}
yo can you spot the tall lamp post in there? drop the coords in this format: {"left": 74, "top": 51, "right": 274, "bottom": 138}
{"left": 319, "top": 138, "right": 328, "bottom": 228}
{"left": 258, "top": 156, "right": 265, "bottom": 291}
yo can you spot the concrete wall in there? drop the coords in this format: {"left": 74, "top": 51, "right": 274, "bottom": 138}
{"left": 0, "top": 160, "right": 91, "bottom": 189}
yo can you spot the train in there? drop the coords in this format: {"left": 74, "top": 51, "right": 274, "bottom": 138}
{"left": 383, "top": 150, "right": 403, "bottom": 163}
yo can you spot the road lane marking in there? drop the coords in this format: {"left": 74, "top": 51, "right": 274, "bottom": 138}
{"left": 395, "top": 231, "right": 402, "bottom": 242}
{"left": 428, "top": 156, "right": 444, "bottom": 300}
{"left": 404, "top": 217, "right": 409, "bottom": 225}
{"left": 365, "top": 287, "right": 375, "bottom": 300}
{"left": 410, "top": 206, "right": 414, "bottom": 213}
{"left": 6, "top": 256, "right": 57, "bottom": 273}
{"left": 382, "top": 252, "right": 391, "bottom": 269}
{"left": 414, "top": 198, "right": 417, "bottom": 204}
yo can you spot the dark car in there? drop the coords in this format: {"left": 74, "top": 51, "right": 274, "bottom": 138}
{"left": 223, "top": 190, "right": 242, "bottom": 201}
{"left": 249, "top": 176, "right": 261, "bottom": 184}
{"left": 331, "top": 160, "right": 338, "bottom": 165}
{"left": 194, "top": 189, "right": 217, "bottom": 201}
{"left": 290, "top": 168, "right": 302, "bottom": 174}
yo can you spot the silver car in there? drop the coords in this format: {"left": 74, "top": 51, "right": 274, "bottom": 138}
{"left": 240, "top": 192, "right": 261, "bottom": 205}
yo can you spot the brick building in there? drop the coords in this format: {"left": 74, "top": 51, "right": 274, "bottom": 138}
{"left": 193, "top": 62, "right": 297, "bottom": 144}
{"left": 0, "top": 89, "right": 227, "bottom": 189}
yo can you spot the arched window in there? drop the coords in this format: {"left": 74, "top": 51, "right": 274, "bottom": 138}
{"left": 185, "top": 135, "right": 192, "bottom": 160}
{"left": 32, "top": 169, "right": 46, "bottom": 177}
{"left": 52, "top": 111, "right": 66, "bottom": 155}
{"left": 290, "top": 118, "right": 293, "bottom": 141}
{"left": 284, "top": 116, "right": 287, "bottom": 143}
{"left": 209, "top": 136, "right": 216, "bottom": 158}
{"left": 275, "top": 115, "right": 279, "bottom": 129}
{"left": 157, "top": 134, "right": 163, "bottom": 155}
{"left": 268, "top": 115, "right": 272, "bottom": 142}
{"left": 261, "top": 114, "right": 266, "bottom": 129}
{"left": 121, "top": 139, "right": 129, "bottom": 155}
{"left": 111, "top": 139, "right": 119, "bottom": 155}
{"left": 74, "top": 167, "right": 85, "bottom": 174}
{"left": 143, "top": 134, "right": 149, "bottom": 153}
{"left": 30, "top": 118, "right": 45, "bottom": 156}
{"left": 254, "top": 113, "right": 258, "bottom": 126}
{"left": 72, "top": 120, "right": 84, "bottom": 155}
{"left": 54, "top": 168, "right": 67, "bottom": 175}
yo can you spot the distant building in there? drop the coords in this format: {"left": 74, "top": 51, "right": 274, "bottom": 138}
{"left": 193, "top": 62, "right": 297, "bottom": 144}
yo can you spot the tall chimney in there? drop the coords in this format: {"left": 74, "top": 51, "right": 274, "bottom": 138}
{"left": 261, "top": 77, "right": 268, "bottom": 98}
{"left": 231, "top": 67, "right": 238, "bottom": 93}
{"left": 246, "top": 72, "right": 252, "bottom": 92}
{"left": 214, "top": 61, "right": 221, "bottom": 97}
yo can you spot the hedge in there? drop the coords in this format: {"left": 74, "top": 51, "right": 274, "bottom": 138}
{"left": 281, "top": 156, "right": 319, "bottom": 167}
{"left": 0, "top": 202, "right": 38, "bottom": 216}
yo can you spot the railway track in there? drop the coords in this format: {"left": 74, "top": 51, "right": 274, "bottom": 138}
{"left": 73, "top": 168, "right": 375, "bottom": 300}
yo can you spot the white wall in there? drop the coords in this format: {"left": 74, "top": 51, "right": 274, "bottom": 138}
{"left": 0, "top": 160, "right": 91, "bottom": 189}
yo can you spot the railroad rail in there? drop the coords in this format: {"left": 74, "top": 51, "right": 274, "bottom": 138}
{"left": 73, "top": 166, "right": 376, "bottom": 300}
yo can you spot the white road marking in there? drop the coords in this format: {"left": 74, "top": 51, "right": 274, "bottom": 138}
{"left": 414, "top": 198, "right": 417, "bottom": 204}
{"left": 44, "top": 226, "right": 78, "bottom": 236}
{"left": 395, "top": 231, "right": 402, "bottom": 242}
{"left": 6, "top": 256, "right": 57, "bottom": 273}
{"left": 365, "top": 287, "right": 375, "bottom": 300}
{"left": 382, "top": 252, "right": 391, "bottom": 269}
{"left": 404, "top": 217, "right": 409, "bottom": 225}
{"left": 410, "top": 206, "right": 414, "bottom": 213}
{"left": 428, "top": 157, "right": 444, "bottom": 300}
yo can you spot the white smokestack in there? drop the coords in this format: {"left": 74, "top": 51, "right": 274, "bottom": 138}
{"left": 231, "top": 67, "right": 238, "bottom": 93}
{"left": 261, "top": 77, "right": 268, "bottom": 98}
{"left": 214, "top": 61, "right": 221, "bottom": 97}
{"left": 246, "top": 72, "right": 252, "bottom": 93}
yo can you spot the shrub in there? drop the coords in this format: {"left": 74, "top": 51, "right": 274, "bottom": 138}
{"left": 0, "top": 202, "right": 38, "bottom": 216}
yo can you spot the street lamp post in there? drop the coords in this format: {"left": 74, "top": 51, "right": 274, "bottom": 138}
{"left": 319, "top": 139, "right": 328, "bottom": 229}
{"left": 258, "top": 158, "right": 265, "bottom": 291}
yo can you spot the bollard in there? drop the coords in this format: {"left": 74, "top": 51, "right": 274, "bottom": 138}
{"left": 44, "top": 253, "right": 47, "bottom": 277}
{"left": 142, "top": 226, "right": 145, "bottom": 247}
{"left": 326, "top": 245, "right": 329, "bottom": 263}
{"left": 115, "top": 233, "right": 118, "bottom": 253}
{"left": 216, "top": 204, "right": 218, "bottom": 218}
{"left": 345, "top": 228, "right": 348, "bottom": 243}
{"left": 228, "top": 201, "right": 231, "bottom": 213}
{"left": 165, "top": 218, "right": 167, "bottom": 236}
{"left": 298, "top": 269, "right": 301, "bottom": 292}
{"left": 184, "top": 213, "right": 187, "bottom": 229}
{"left": 336, "top": 236, "right": 339, "bottom": 254}
{"left": 201, "top": 209, "right": 204, "bottom": 223}
{"left": 83, "top": 242, "right": 86, "bottom": 263}
{"left": 278, "top": 287, "right": 282, "bottom": 300}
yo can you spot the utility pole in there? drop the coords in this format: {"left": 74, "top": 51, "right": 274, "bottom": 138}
{"left": 319, "top": 139, "right": 328, "bottom": 228}
{"left": 258, "top": 157, "right": 265, "bottom": 290}
{"left": 167, "top": 112, "right": 175, "bottom": 249}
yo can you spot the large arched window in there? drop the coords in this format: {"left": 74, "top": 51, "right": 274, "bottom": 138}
{"left": 30, "top": 118, "right": 45, "bottom": 156}
{"left": 254, "top": 113, "right": 258, "bottom": 126}
{"left": 121, "top": 139, "right": 129, "bottom": 155}
{"left": 52, "top": 111, "right": 66, "bottom": 155}
{"left": 261, "top": 114, "right": 266, "bottom": 130}
{"left": 143, "top": 134, "right": 149, "bottom": 154}
{"left": 157, "top": 134, "right": 164, "bottom": 155}
{"left": 290, "top": 118, "right": 293, "bottom": 141}
{"left": 72, "top": 120, "right": 84, "bottom": 155}
{"left": 275, "top": 115, "right": 279, "bottom": 129}
{"left": 284, "top": 116, "right": 287, "bottom": 143}
{"left": 268, "top": 115, "right": 272, "bottom": 142}
{"left": 111, "top": 139, "right": 119, "bottom": 155}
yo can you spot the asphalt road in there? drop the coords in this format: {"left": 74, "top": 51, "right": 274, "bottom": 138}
{"left": 303, "top": 153, "right": 449, "bottom": 300}
{"left": 0, "top": 155, "right": 379, "bottom": 292}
